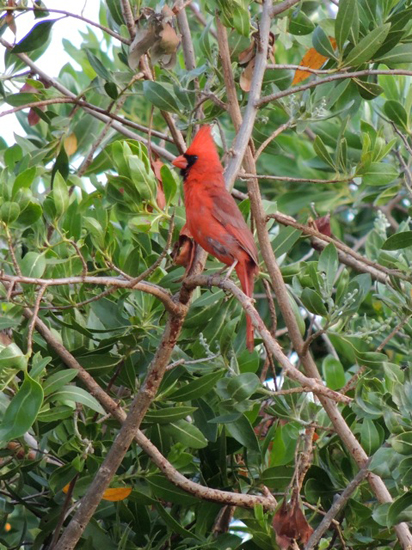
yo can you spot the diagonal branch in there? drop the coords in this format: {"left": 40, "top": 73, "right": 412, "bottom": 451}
{"left": 259, "top": 69, "right": 412, "bottom": 107}
{"left": 304, "top": 461, "right": 371, "bottom": 550}
{"left": 2, "top": 6, "right": 128, "bottom": 44}
{"left": 0, "top": 273, "right": 182, "bottom": 316}
{"left": 0, "top": 38, "right": 175, "bottom": 162}
{"left": 184, "top": 274, "right": 350, "bottom": 404}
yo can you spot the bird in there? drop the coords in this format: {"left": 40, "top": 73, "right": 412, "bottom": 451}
{"left": 172, "top": 125, "right": 258, "bottom": 352}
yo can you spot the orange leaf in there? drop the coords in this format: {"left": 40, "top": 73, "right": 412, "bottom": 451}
{"left": 101, "top": 487, "right": 132, "bottom": 501}
{"left": 292, "top": 37, "right": 337, "bottom": 86}
{"left": 64, "top": 133, "right": 78, "bottom": 156}
{"left": 62, "top": 484, "right": 132, "bottom": 501}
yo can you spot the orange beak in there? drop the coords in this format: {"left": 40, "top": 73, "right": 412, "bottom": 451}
{"left": 172, "top": 155, "right": 188, "bottom": 169}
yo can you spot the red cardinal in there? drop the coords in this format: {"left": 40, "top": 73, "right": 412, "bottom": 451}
{"left": 172, "top": 126, "right": 258, "bottom": 351}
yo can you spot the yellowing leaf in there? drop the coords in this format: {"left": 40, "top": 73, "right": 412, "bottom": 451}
{"left": 64, "top": 133, "right": 78, "bottom": 156}
{"left": 62, "top": 484, "right": 132, "bottom": 501}
{"left": 292, "top": 38, "right": 337, "bottom": 85}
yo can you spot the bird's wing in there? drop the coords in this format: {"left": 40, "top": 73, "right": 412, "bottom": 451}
{"left": 209, "top": 188, "right": 258, "bottom": 265}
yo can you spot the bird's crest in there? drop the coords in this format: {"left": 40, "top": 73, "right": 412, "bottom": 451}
{"left": 185, "top": 125, "right": 221, "bottom": 165}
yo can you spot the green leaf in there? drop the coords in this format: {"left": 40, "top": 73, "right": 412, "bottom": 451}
{"left": 193, "top": 399, "right": 218, "bottom": 442}
{"left": 335, "top": 0, "right": 356, "bottom": 51}
{"left": 391, "top": 432, "right": 412, "bottom": 455}
{"left": 128, "top": 156, "right": 157, "bottom": 201}
{"left": 0, "top": 316, "right": 19, "bottom": 331}
{"left": 5, "top": 92, "right": 39, "bottom": 107}
{"left": 289, "top": 10, "right": 315, "bottom": 36}
{"left": 43, "top": 370, "right": 78, "bottom": 396}
{"left": 272, "top": 226, "right": 302, "bottom": 258}
{"left": 163, "top": 419, "right": 208, "bottom": 449}
{"left": 12, "top": 167, "right": 37, "bottom": 196}
{"left": 104, "top": 82, "right": 118, "bottom": 100}
{"left": 0, "top": 344, "right": 27, "bottom": 370}
{"left": 354, "top": 349, "right": 386, "bottom": 368}
{"left": 260, "top": 465, "right": 295, "bottom": 490}
{"left": 312, "top": 26, "right": 336, "bottom": 59}
{"left": 142, "top": 81, "right": 180, "bottom": 114}
{"left": 85, "top": 49, "right": 112, "bottom": 81}
{"left": 382, "top": 231, "right": 412, "bottom": 251}
{"left": 160, "top": 165, "right": 177, "bottom": 206}
{"left": 376, "top": 44, "right": 412, "bottom": 65}
{"left": 144, "top": 406, "right": 197, "bottom": 424}
{"left": 322, "top": 355, "right": 345, "bottom": 390}
{"left": 19, "top": 251, "right": 46, "bottom": 278}
{"left": 0, "top": 201, "right": 20, "bottom": 224}
{"left": 83, "top": 217, "right": 105, "bottom": 249}
{"left": 50, "top": 385, "right": 105, "bottom": 414}
{"left": 11, "top": 20, "right": 55, "bottom": 53}
{"left": 232, "top": 5, "right": 250, "bottom": 37}
{"left": 318, "top": 243, "right": 338, "bottom": 294}
{"left": 168, "top": 370, "right": 225, "bottom": 401}
{"left": 343, "top": 23, "right": 390, "bottom": 67}
{"left": 301, "top": 288, "right": 328, "bottom": 316}
{"left": 0, "top": 374, "right": 43, "bottom": 441}
{"left": 314, "top": 136, "right": 335, "bottom": 169}
{"left": 226, "top": 414, "right": 260, "bottom": 452}
{"left": 360, "top": 418, "right": 381, "bottom": 455}
{"left": 106, "top": 0, "right": 124, "bottom": 26}
{"left": 361, "top": 162, "right": 399, "bottom": 186}
{"left": 227, "top": 373, "right": 260, "bottom": 401}
{"left": 384, "top": 100, "right": 408, "bottom": 130}
{"left": 387, "top": 492, "right": 412, "bottom": 527}
{"left": 53, "top": 172, "right": 69, "bottom": 217}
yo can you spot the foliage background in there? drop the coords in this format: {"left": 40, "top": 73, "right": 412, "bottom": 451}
{"left": 1, "top": 0, "right": 412, "bottom": 548}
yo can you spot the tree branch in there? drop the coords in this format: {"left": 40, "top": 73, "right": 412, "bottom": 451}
{"left": 120, "top": 0, "right": 136, "bottom": 41}
{"left": 2, "top": 6, "right": 128, "bottom": 44}
{"left": 0, "top": 273, "right": 182, "bottom": 316}
{"left": 185, "top": 274, "right": 351, "bottom": 405}
{"left": 0, "top": 38, "right": 175, "bottom": 162}
{"left": 270, "top": 0, "right": 302, "bottom": 17}
{"left": 223, "top": 0, "right": 273, "bottom": 190}
{"left": 270, "top": 211, "right": 405, "bottom": 282}
{"left": 259, "top": 70, "right": 412, "bottom": 107}
{"left": 304, "top": 462, "right": 371, "bottom": 550}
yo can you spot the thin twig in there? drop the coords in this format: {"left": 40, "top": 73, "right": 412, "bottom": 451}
{"left": 376, "top": 315, "right": 411, "bottom": 352}
{"left": 0, "top": 38, "right": 175, "bottom": 162}
{"left": 0, "top": 273, "right": 183, "bottom": 316}
{"left": 254, "top": 120, "right": 293, "bottom": 160}
{"left": 267, "top": 63, "right": 338, "bottom": 74}
{"left": 26, "top": 284, "right": 47, "bottom": 358}
{"left": 1, "top": 6, "right": 128, "bottom": 44}
{"left": 0, "top": 97, "right": 173, "bottom": 143}
{"left": 5, "top": 225, "right": 22, "bottom": 276}
{"left": 269, "top": 212, "right": 403, "bottom": 280}
{"left": 241, "top": 173, "right": 351, "bottom": 184}
{"left": 304, "top": 462, "right": 371, "bottom": 550}
{"left": 259, "top": 70, "right": 412, "bottom": 107}
{"left": 166, "top": 353, "right": 220, "bottom": 371}
{"left": 120, "top": 0, "right": 136, "bottom": 41}
{"left": 270, "top": 0, "right": 302, "bottom": 17}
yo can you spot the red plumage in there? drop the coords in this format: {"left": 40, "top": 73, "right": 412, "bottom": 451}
{"left": 172, "top": 126, "right": 258, "bottom": 351}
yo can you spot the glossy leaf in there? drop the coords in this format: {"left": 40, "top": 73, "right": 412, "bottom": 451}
{"left": 11, "top": 20, "right": 55, "bottom": 53}
{"left": 0, "top": 374, "right": 43, "bottom": 441}
{"left": 343, "top": 24, "right": 390, "bottom": 67}
{"left": 335, "top": 0, "right": 356, "bottom": 51}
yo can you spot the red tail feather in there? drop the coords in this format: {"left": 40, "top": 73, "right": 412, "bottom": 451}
{"left": 236, "top": 260, "right": 257, "bottom": 352}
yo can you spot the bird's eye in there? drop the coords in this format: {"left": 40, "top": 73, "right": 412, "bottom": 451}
{"left": 184, "top": 154, "right": 198, "bottom": 168}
